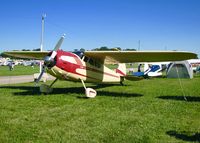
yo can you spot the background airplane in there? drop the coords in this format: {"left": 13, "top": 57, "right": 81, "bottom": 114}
{"left": 3, "top": 35, "right": 198, "bottom": 98}
{"left": 132, "top": 62, "right": 170, "bottom": 77}
{"left": 187, "top": 59, "right": 200, "bottom": 71}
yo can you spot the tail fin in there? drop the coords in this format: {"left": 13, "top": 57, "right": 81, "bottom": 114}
{"left": 116, "top": 63, "right": 126, "bottom": 76}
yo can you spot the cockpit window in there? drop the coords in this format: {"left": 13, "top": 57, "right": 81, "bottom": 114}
{"left": 73, "top": 51, "right": 84, "bottom": 59}
{"left": 88, "top": 58, "right": 101, "bottom": 68}
{"left": 82, "top": 55, "right": 101, "bottom": 68}
{"left": 89, "top": 58, "right": 94, "bottom": 65}
{"left": 83, "top": 56, "right": 89, "bottom": 62}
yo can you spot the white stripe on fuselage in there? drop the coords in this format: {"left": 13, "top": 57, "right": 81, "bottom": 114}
{"left": 60, "top": 56, "right": 77, "bottom": 64}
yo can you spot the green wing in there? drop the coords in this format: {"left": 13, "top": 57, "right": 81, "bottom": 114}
{"left": 2, "top": 51, "right": 49, "bottom": 60}
{"left": 85, "top": 51, "right": 198, "bottom": 64}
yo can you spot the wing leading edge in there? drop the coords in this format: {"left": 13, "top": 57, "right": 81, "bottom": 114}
{"left": 85, "top": 51, "right": 198, "bottom": 64}
{"left": 2, "top": 51, "right": 49, "bottom": 60}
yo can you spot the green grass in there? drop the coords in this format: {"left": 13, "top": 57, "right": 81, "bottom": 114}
{"left": 0, "top": 77, "right": 200, "bottom": 142}
{"left": 0, "top": 64, "right": 135, "bottom": 76}
{"left": 0, "top": 65, "right": 39, "bottom": 76}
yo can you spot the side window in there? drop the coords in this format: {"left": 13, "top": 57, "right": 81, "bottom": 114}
{"left": 83, "top": 56, "right": 89, "bottom": 62}
{"left": 89, "top": 59, "right": 94, "bottom": 65}
{"left": 85, "top": 57, "right": 101, "bottom": 68}
{"left": 94, "top": 61, "right": 101, "bottom": 68}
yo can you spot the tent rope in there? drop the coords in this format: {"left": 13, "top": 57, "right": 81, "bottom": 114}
{"left": 175, "top": 65, "right": 187, "bottom": 101}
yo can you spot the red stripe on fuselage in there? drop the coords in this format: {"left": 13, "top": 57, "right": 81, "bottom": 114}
{"left": 116, "top": 69, "right": 126, "bottom": 76}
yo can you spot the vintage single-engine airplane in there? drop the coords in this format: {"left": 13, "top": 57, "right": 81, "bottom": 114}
{"left": 3, "top": 35, "right": 198, "bottom": 98}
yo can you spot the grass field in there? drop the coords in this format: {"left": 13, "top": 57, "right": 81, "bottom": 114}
{"left": 0, "top": 76, "right": 200, "bottom": 142}
{"left": 0, "top": 65, "right": 40, "bottom": 76}
{"left": 0, "top": 64, "right": 137, "bottom": 76}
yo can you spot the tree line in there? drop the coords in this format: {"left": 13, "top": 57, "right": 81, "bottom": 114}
{"left": 74, "top": 46, "right": 136, "bottom": 52}
{"left": 0, "top": 47, "right": 136, "bottom": 55}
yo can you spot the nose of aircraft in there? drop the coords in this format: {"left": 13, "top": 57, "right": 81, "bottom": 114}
{"left": 35, "top": 34, "right": 65, "bottom": 83}
{"left": 44, "top": 55, "right": 56, "bottom": 68}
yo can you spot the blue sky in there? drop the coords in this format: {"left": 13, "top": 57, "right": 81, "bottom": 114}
{"left": 0, "top": 0, "right": 200, "bottom": 56}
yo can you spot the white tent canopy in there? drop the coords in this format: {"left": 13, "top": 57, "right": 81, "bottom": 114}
{"left": 166, "top": 61, "right": 193, "bottom": 79}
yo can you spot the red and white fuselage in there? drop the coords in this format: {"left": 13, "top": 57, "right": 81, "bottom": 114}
{"left": 47, "top": 50, "right": 126, "bottom": 83}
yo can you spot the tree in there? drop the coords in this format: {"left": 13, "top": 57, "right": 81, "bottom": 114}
{"left": 124, "top": 48, "right": 136, "bottom": 51}
{"left": 22, "top": 49, "right": 30, "bottom": 51}
{"left": 33, "top": 48, "right": 40, "bottom": 51}
{"left": 80, "top": 48, "right": 85, "bottom": 52}
{"left": 92, "top": 46, "right": 110, "bottom": 51}
{"left": 114, "top": 47, "right": 122, "bottom": 51}
{"left": 73, "top": 49, "right": 79, "bottom": 52}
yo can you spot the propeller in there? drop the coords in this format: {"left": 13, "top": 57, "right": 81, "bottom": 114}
{"left": 35, "top": 34, "right": 65, "bottom": 84}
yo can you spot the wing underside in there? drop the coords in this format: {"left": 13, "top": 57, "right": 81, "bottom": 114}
{"left": 85, "top": 51, "right": 198, "bottom": 64}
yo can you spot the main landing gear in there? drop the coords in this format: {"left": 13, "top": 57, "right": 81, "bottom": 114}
{"left": 81, "top": 80, "right": 97, "bottom": 98}
{"left": 39, "top": 78, "right": 97, "bottom": 98}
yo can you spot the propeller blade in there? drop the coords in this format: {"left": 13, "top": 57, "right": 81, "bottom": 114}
{"left": 50, "top": 51, "right": 57, "bottom": 59}
{"left": 35, "top": 67, "right": 45, "bottom": 83}
{"left": 53, "top": 34, "right": 65, "bottom": 51}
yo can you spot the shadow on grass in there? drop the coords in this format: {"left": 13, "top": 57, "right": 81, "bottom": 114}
{"left": 0, "top": 86, "right": 41, "bottom": 95}
{"left": 0, "top": 85, "right": 143, "bottom": 98}
{"left": 77, "top": 91, "right": 143, "bottom": 99}
{"left": 166, "top": 130, "right": 200, "bottom": 142}
{"left": 157, "top": 95, "right": 200, "bottom": 102}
